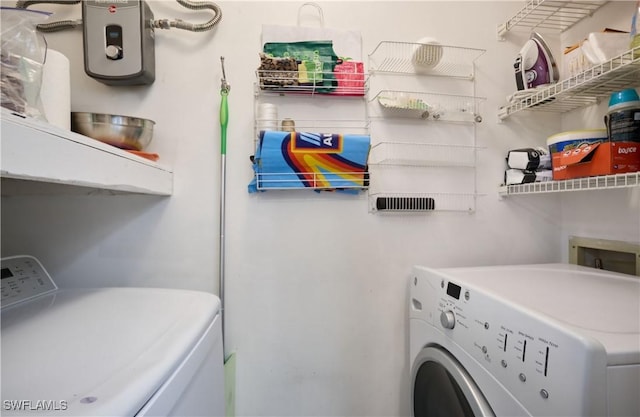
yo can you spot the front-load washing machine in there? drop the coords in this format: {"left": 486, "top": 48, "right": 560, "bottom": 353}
{"left": 409, "top": 263, "right": 640, "bottom": 416}
{"left": 1, "top": 255, "right": 225, "bottom": 416}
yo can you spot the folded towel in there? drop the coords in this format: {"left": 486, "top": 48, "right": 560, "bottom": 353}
{"left": 249, "top": 130, "right": 370, "bottom": 192}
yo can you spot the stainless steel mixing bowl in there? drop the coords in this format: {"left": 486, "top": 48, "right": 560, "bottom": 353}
{"left": 71, "top": 112, "right": 155, "bottom": 151}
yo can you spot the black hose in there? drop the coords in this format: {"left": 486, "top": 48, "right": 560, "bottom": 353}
{"left": 36, "top": 19, "right": 82, "bottom": 32}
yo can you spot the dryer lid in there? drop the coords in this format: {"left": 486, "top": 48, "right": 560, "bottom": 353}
{"left": 1, "top": 287, "right": 220, "bottom": 416}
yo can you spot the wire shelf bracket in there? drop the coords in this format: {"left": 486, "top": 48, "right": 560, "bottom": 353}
{"left": 368, "top": 41, "right": 485, "bottom": 79}
{"left": 499, "top": 172, "right": 640, "bottom": 197}
{"left": 497, "top": 0, "right": 608, "bottom": 39}
{"left": 499, "top": 47, "right": 640, "bottom": 120}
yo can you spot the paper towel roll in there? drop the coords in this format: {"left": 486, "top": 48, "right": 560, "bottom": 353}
{"left": 40, "top": 49, "right": 70, "bottom": 130}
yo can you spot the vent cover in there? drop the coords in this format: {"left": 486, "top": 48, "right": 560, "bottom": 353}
{"left": 375, "top": 196, "right": 436, "bottom": 211}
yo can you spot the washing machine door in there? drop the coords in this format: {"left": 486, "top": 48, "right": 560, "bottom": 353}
{"left": 412, "top": 346, "right": 495, "bottom": 417}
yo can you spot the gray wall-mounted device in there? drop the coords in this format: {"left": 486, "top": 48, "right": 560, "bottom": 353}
{"left": 82, "top": 0, "right": 155, "bottom": 86}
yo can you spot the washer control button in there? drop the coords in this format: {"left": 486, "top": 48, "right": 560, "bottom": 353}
{"left": 519, "top": 373, "right": 526, "bottom": 382}
{"left": 540, "top": 389, "right": 549, "bottom": 399}
{"left": 501, "top": 360, "right": 507, "bottom": 368}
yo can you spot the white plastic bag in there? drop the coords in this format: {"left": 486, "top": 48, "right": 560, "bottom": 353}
{"left": 1, "top": 7, "right": 50, "bottom": 119}
{"left": 632, "top": 1, "right": 640, "bottom": 52}
{"left": 261, "top": 2, "right": 362, "bottom": 61}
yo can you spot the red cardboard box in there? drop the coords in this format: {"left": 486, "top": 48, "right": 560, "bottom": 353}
{"left": 550, "top": 141, "right": 640, "bottom": 180}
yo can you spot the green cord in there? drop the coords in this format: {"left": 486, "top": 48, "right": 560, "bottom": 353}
{"left": 220, "top": 90, "right": 229, "bottom": 155}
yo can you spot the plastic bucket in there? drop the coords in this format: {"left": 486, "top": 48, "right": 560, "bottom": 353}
{"left": 604, "top": 102, "right": 640, "bottom": 143}
{"left": 547, "top": 129, "right": 608, "bottom": 154}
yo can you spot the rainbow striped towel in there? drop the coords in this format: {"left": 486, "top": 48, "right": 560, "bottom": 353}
{"left": 248, "top": 130, "right": 370, "bottom": 193}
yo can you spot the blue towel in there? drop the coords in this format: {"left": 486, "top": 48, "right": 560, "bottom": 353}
{"left": 248, "top": 130, "right": 370, "bottom": 193}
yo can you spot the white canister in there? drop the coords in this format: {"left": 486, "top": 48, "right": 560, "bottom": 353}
{"left": 40, "top": 49, "right": 71, "bottom": 130}
{"left": 604, "top": 101, "right": 640, "bottom": 143}
{"left": 257, "top": 103, "right": 278, "bottom": 132}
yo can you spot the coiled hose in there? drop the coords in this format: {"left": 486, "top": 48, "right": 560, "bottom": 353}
{"left": 154, "top": 0, "right": 222, "bottom": 32}
{"left": 15, "top": 0, "right": 79, "bottom": 8}
{"left": 15, "top": 0, "right": 222, "bottom": 33}
{"left": 15, "top": 0, "right": 82, "bottom": 32}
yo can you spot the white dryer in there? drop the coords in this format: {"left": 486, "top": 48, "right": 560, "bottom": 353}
{"left": 1, "top": 255, "right": 225, "bottom": 416}
{"left": 409, "top": 263, "right": 640, "bottom": 417}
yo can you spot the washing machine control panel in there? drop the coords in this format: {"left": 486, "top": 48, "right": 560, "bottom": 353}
{"left": 1, "top": 256, "right": 57, "bottom": 308}
{"left": 410, "top": 267, "right": 608, "bottom": 417}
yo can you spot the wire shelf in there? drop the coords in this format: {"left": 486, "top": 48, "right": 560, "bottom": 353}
{"left": 499, "top": 47, "right": 640, "bottom": 119}
{"left": 256, "top": 70, "right": 369, "bottom": 97}
{"left": 254, "top": 171, "right": 369, "bottom": 191}
{"left": 369, "top": 142, "right": 478, "bottom": 167}
{"left": 368, "top": 41, "right": 485, "bottom": 79}
{"left": 255, "top": 120, "right": 370, "bottom": 136}
{"left": 371, "top": 90, "right": 484, "bottom": 123}
{"left": 369, "top": 192, "right": 476, "bottom": 213}
{"left": 499, "top": 171, "right": 640, "bottom": 196}
{"left": 497, "top": 0, "right": 608, "bottom": 37}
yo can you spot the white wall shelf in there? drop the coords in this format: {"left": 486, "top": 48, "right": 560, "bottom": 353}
{"left": 499, "top": 172, "right": 640, "bottom": 196}
{"left": 499, "top": 47, "right": 640, "bottom": 119}
{"left": 1, "top": 111, "right": 173, "bottom": 195}
{"left": 254, "top": 119, "right": 370, "bottom": 141}
{"left": 369, "top": 142, "right": 478, "bottom": 168}
{"left": 251, "top": 74, "right": 369, "bottom": 193}
{"left": 366, "top": 41, "right": 484, "bottom": 212}
{"left": 371, "top": 90, "right": 484, "bottom": 123}
{"left": 497, "top": 0, "right": 608, "bottom": 38}
{"left": 253, "top": 171, "right": 369, "bottom": 191}
{"left": 368, "top": 41, "right": 485, "bottom": 79}
{"left": 255, "top": 70, "right": 369, "bottom": 97}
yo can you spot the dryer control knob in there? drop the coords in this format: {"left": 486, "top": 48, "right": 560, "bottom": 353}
{"left": 440, "top": 310, "right": 456, "bottom": 329}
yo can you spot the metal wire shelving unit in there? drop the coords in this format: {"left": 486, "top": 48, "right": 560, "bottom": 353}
{"left": 252, "top": 68, "right": 371, "bottom": 192}
{"left": 366, "top": 40, "right": 485, "bottom": 213}
{"left": 499, "top": 47, "right": 640, "bottom": 119}
{"left": 371, "top": 90, "right": 484, "bottom": 123}
{"left": 254, "top": 118, "right": 370, "bottom": 140}
{"left": 496, "top": 0, "right": 640, "bottom": 201}
{"left": 497, "top": 0, "right": 608, "bottom": 37}
{"left": 255, "top": 69, "right": 369, "bottom": 97}
{"left": 499, "top": 172, "right": 640, "bottom": 196}
{"left": 253, "top": 171, "right": 369, "bottom": 191}
{"left": 369, "top": 142, "right": 479, "bottom": 168}
{"left": 368, "top": 41, "right": 485, "bottom": 79}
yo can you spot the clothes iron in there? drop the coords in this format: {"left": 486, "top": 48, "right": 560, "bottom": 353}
{"left": 514, "top": 33, "right": 559, "bottom": 90}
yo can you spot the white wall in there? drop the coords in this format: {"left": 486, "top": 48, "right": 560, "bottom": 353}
{"left": 1, "top": 1, "right": 638, "bottom": 416}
